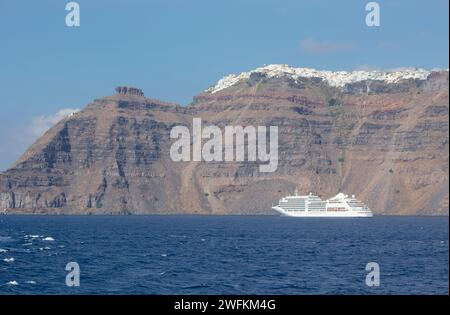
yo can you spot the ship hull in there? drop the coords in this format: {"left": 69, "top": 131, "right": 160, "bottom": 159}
{"left": 272, "top": 206, "right": 373, "bottom": 218}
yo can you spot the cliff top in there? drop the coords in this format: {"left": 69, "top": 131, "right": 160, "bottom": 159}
{"left": 205, "top": 64, "right": 449, "bottom": 94}
{"left": 115, "top": 86, "right": 144, "bottom": 97}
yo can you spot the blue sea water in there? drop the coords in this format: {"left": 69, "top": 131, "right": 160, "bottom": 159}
{"left": 0, "top": 215, "right": 448, "bottom": 295}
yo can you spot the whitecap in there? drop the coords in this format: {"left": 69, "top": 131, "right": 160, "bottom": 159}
{"left": 23, "top": 243, "right": 33, "bottom": 246}
{"left": 161, "top": 254, "right": 168, "bottom": 257}
{"left": 0, "top": 248, "right": 7, "bottom": 253}
{"left": 25, "top": 235, "right": 40, "bottom": 239}
{"left": 0, "top": 236, "right": 12, "bottom": 242}
{"left": 7, "top": 280, "right": 18, "bottom": 286}
{"left": 3, "top": 257, "right": 14, "bottom": 262}
{"left": 25, "top": 281, "right": 36, "bottom": 284}
{"left": 42, "top": 237, "right": 55, "bottom": 241}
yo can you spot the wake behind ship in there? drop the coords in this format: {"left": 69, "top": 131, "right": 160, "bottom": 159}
{"left": 272, "top": 190, "right": 373, "bottom": 217}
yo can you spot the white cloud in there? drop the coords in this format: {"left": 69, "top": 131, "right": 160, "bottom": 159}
{"left": 300, "top": 38, "right": 357, "bottom": 54}
{"left": 28, "top": 108, "right": 80, "bottom": 138}
{"left": 0, "top": 108, "right": 80, "bottom": 171}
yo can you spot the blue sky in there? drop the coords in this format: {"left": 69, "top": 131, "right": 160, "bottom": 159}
{"left": 0, "top": 0, "right": 448, "bottom": 170}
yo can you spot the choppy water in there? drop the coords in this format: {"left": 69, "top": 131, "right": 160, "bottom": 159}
{"left": 0, "top": 215, "right": 448, "bottom": 294}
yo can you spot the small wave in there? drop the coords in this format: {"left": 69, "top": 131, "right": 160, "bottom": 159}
{"left": 25, "top": 281, "right": 36, "bottom": 284}
{"left": 161, "top": 254, "right": 168, "bottom": 257}
{"left": 23, "top": 243, "right": 33, "bottom": 246}
{"left": 25, "top": 235, "right": 40, "bottom": 239}
{"left": 181, "top": 284, "right": 209, "bottom": 290}
{"left": 3, "top": 257, "right": 14, "bottom": 262}
{"left": 42, "top": 237, "right": 55, "bottom": 241}
{"left": 6, "top": 280, "right": 18, "bottom": 286}
{"left": 0, "top": 236, "right": 12, "bottom": 242}
{"left": 0, "top": 248, "right": 7, "bottom": 253}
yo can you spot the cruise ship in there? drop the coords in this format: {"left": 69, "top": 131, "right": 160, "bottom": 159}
{"left": 272, "top": 190, "right": 373, "bottom": 217}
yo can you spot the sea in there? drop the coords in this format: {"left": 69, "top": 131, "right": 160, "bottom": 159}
{"left": 0, "top": 215, "right": 448, "bottom": 295}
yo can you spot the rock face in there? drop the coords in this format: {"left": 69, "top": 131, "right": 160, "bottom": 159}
{"left": 115, "top": 86, "right": 144, "bottom": 96}
{"left": 0, "top": 66, "right": 448, "bottom": 215}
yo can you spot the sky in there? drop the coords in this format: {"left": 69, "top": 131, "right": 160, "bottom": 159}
{"left": 0, "top": 0, "right": 448, "bottom": 170}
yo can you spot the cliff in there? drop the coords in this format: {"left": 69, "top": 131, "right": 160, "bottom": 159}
{"left": 0, "top": 66, "right": 448, "bottom": 215}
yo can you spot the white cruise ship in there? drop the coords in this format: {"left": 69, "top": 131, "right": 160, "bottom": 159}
{"left": 272, "top": 190, "right": 373, "bottom": 217}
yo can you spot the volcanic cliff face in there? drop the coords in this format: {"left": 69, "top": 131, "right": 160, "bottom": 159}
{"left": 0, "top": 65, "right": 448, "bottom": 215}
